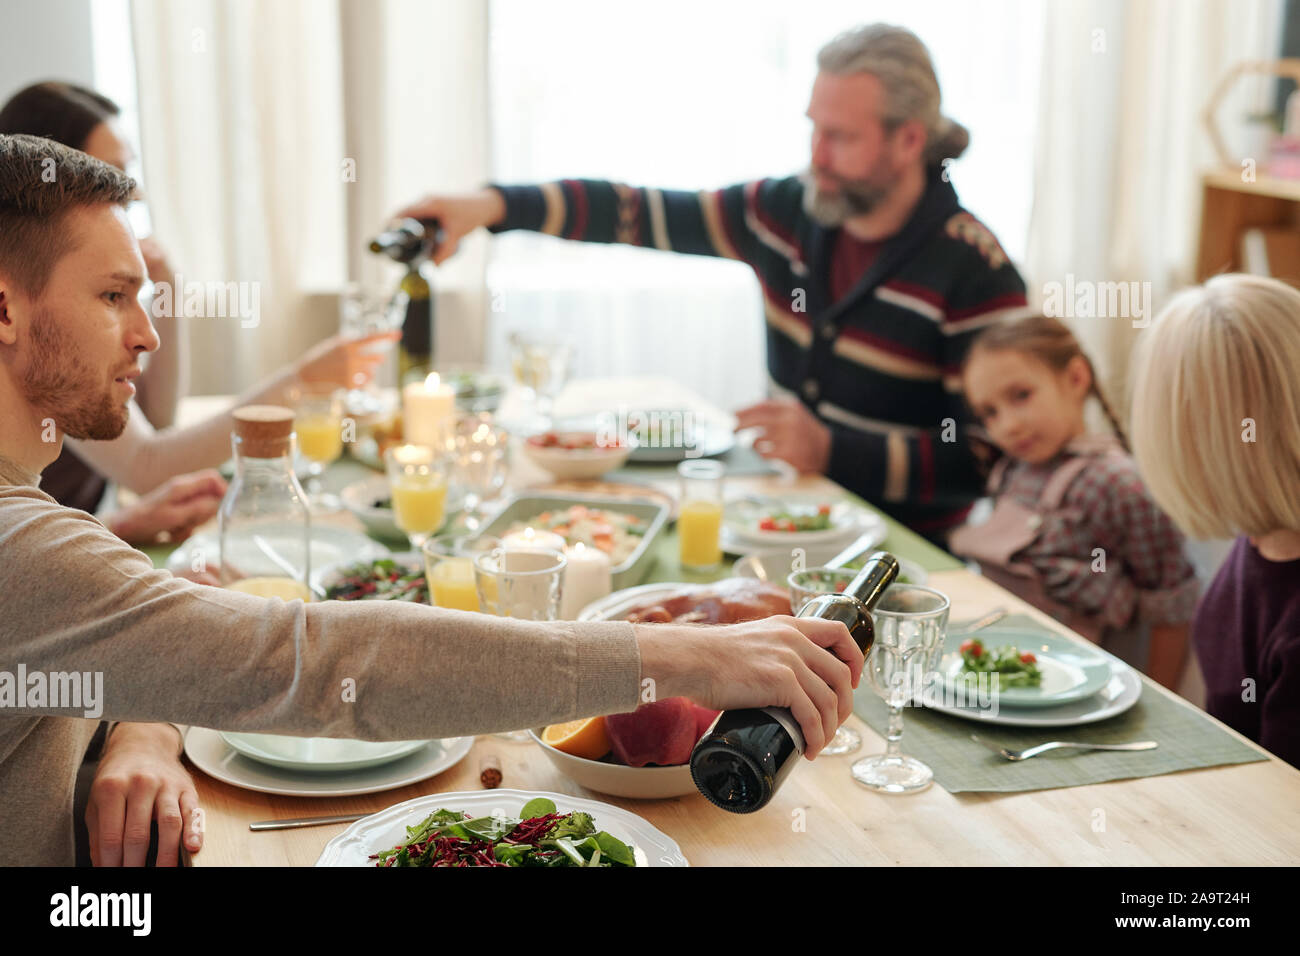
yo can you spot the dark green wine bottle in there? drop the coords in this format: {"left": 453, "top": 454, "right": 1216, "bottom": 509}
{"left": 689, "top": 551, "right": 900, "bottom": 813}
{"left": 368, "top": 218, "right": 443, "bottom": 384}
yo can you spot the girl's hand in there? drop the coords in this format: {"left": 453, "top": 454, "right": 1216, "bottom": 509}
{"left": 635, "top": 615, "right": 863, "bottom": 759}
{"left": 294, "top": 332, "right": 400, "bottom": 390}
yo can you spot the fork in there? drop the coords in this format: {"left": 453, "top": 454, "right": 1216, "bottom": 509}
{"left": 969, "top": 734, "right": 1158, "bottom": 761}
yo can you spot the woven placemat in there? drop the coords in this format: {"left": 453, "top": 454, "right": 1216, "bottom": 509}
{"left": 851, "top": 615, "right": 1267, "bottom": 793}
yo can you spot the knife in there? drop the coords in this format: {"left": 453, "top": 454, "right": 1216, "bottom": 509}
{"left": 825, "top": 531, "right": 884, "bottom": 570}
{"left": 249, "top": 812, "right": 370, "bottom": 831}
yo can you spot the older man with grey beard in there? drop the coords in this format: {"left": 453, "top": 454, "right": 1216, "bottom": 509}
{"left": 396, "top": 23, "right": 1029, "bottom": 544}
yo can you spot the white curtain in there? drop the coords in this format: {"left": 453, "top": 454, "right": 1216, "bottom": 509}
{"left": 1025, "top": 0, "right": 1283, "bottom": 405}
{"left": 484, "top": 0, "right": 1046, "bottom": 412}
{"left": 129, "top": 0, "right": 490, "bottom": 395}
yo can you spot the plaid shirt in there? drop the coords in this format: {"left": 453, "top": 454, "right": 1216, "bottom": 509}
{"left": 996, "top": 444, "right": 1199, "bottom": 628}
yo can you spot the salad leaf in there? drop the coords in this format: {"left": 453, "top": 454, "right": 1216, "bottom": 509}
{"left": 519, "top": 797, "right": 557, "bottom": 819}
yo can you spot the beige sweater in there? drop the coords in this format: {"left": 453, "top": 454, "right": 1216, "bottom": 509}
{"left": 0, "top": 456, "right": 642, "bottom": 866}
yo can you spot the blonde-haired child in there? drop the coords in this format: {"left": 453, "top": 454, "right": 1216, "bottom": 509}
{"left": 948, "top": 314, "right": 1199, "bottom": 687}
{"left": 1130, "top": 274, "right": 1300, "bottom": 767}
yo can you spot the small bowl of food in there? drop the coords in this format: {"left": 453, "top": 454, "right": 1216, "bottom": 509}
{"left": 340, "top": 474, "right": 463, "bottom": 543}
{"left": 445, "top": 369, "right": 508, "bottom": 414}
{"left": 521, "top": 431, "right": 632, "bottom": 480}
{"left": 529, "top": 698, "right": 721, "bottom": 800}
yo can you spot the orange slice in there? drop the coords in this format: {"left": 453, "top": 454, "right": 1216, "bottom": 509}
{"left": 542, "top": 717, "right": 612, "bottom": 761}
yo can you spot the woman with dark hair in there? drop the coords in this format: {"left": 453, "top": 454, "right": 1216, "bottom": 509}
{"left": 0, "top": 82, "right": 395, "bottom": 546}
{"left": 0, "top": 82, "right": 190, "bottom": 516}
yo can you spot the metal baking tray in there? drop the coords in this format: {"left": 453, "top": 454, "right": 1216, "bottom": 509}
{"left": 476, "top": 492, "right": 669, "bottom": 591}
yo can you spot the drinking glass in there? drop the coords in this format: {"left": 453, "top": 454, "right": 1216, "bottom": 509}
{"left": 852, "top": 585, "right": 950, "bottom": 793}
{"left": 450, "top": 414, "right": 509, "bottom": 530}
{"left": 508, "top": 331, "right": 572, "bottom": 427}
{"left": 384, "top": 444, "right": 450, "bottom": 551}
{"left": 677, "top": 460, "right": 725, "bottom": 572}
{"left": 421, "top": 546, "right": 480, "bottom": 612}
{"left": 474, "top": 546, "right": 567, "bottom": 741}
{"left": 294, "top": 387, "right": 345, "bottom": 512}
{"left": 339, "top": 282, "right": 398, "bottom": 400}
{"left": 788, "top": 566, "right": 864, "bottom": 755}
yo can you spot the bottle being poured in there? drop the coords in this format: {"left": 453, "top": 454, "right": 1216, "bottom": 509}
{"left": 368, "top": 218, "right": 444, "bottom": 385}
{"left": 689, "top": 551, "right": 899, "bottom": 813}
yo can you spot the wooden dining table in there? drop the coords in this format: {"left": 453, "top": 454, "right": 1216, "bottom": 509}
{"left": 165, "top": 380, "right": 1300, "bottom": 866}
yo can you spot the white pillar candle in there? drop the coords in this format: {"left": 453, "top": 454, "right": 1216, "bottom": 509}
{"left": 403, "top": 372, "right": 456, "bottom": 448}
{"left": 500, "top": 527, "right": 567, "bottom": 553}
{"left": 559, "top": 541, "right": 613, "bottom": 620}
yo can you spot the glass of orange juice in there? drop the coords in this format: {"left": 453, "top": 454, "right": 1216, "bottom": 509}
{"left": 384, "top": 444, "right": 450, "bottom": 551}
{"left": 295, "top": 386, "right": 345, "bottom": 512}
{"left": 677, "top": 459, "right": 725, "bottom": 572}
{"left": 421, "top": 546, "right": 480, "bottom": 612}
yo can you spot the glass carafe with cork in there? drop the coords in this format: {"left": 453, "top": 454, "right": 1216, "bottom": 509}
{"left": 217, "top": 405, "right": 313, "bottom": 601}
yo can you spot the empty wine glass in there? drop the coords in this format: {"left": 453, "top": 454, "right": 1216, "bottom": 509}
{"left": 852, "top": 585, "right": 950, "bottom": 793}
{"left": 509, "top": 331, "right": 571, "bottom": 427}
{"left": 450, "top": 414, "right": 509, "bottom": 530}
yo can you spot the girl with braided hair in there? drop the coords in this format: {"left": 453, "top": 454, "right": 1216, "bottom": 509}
{"left": 947, "top": 314, "right": 1198, "bottom": 689}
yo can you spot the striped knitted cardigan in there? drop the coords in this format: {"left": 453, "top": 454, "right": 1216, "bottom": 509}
{"left": 488, "top": 168, "right": 1029, "bottom": 539}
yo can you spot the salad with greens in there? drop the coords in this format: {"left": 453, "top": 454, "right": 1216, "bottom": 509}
{"left": 757, "top": 503, "right": 834, "bottom": 533}
{"left": 958, "top": 638, "right": 1043, "bottom": 688}
{"left": 324, "top": 558, "right": 428, "bottom": 603}
{"left": 370, "top": 797, "right": 636, "bottom": 867}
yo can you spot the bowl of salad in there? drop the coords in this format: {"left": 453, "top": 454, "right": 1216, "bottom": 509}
{"left": 521, "top": 430, "right": 633, "bottom": 480}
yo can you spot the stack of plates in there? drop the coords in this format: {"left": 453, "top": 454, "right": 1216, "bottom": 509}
{"left": 926, "top": 626, "right": 1142, "bottom": 727}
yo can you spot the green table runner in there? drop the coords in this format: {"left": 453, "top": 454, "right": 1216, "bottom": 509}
{"left": 851, "top": 614, "right": 1267, "bottom": 793}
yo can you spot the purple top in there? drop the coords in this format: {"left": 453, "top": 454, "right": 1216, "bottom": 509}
{"left": 1191, "top": 536, "right": 1300, "bottom": 768}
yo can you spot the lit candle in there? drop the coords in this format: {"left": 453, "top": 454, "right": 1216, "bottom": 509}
{"left": 403, "top": 372, "right": 456, "bottom": 448}
{"left": 500, "top": 526, "right": 567, "bottom": 554}
{"left": 559, "top": 541, "right": 613, "bottom": 620}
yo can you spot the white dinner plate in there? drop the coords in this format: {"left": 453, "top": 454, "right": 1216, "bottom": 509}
{"left": 184, "top": 727, "right": 473, "bottom": 797}
{"left": 218, "top": 732, "right": 430, "bottom": 772}
{"left": 166, "top": 525, "right": 390, "bottom": 591}
{"left": 315, "top": 789, "right": 689, "bottom": 866}
{"left": 923, "top": 659, "right": 1142, "bottom": 727}
{"left": 626, "top": 417, "right": 735, "bottom": 463}
{"left": 577, "top": 583, "right": 695, "bottom": 622}
{"left": 721, "top": 496, "right": 886, "bottom": 553}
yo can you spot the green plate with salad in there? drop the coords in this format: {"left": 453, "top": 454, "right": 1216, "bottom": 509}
{"left": 938, "top": 626, "right": 1114, "bottom": 708}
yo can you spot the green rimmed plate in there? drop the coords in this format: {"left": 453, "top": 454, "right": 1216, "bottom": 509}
{"left": 938, "top": 626, "right": 1114, "bottom": 709}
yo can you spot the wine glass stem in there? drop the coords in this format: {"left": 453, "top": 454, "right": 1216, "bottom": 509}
{"left": 885, "top": 701, "right": 905, "bottom": 757}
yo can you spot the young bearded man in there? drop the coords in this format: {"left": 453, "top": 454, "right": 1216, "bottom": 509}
{"left": 0, "top": 133, "right": 863, "bottom": 866}
{"left": 394, "top": 24, "right": 1030, "bottom": 543}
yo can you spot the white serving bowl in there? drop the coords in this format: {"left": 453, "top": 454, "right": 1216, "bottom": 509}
{"left": 520, "top": 432, "right": 633, "bottom": 480}
{"left": 527, "top": 728, "right": 699, "bottom": 800}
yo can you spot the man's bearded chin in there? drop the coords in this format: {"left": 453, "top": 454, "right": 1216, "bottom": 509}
{"left": 20, "top": 314, "right": 129, "bottom": 441}
{"left": 801, "top": 169, "right": 893, "bottom": 226}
